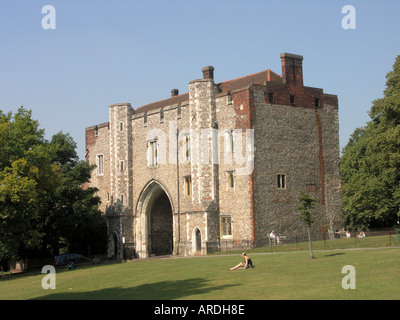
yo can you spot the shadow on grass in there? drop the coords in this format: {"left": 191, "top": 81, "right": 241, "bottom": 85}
{"left": 32, "top": 277, "right": 238, "bottom": 300}
{"left": 321, "top": 253, "right": 345, "bottom": 258}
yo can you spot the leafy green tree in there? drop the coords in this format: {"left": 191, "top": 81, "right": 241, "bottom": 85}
{"left": 0, "top": 108, "right": 59, "bottom": 263}
{"left": 0, "top": 108, "right": 106, "bottom": 268}
{"left": 341, "top": 55, "right": 400, "bottom": 230}
{"left": 44, "top": 133, "right": 106, "bottom": 256}
{"left": 298, "top": 192, "right": 317, "bottom": 259}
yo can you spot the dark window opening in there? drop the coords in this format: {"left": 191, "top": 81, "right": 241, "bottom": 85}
{"left": 268, "top": 92, "right": 274, "bottom": 103}
{"left": 277, "top": 174, "right": 286, "bottom": 189}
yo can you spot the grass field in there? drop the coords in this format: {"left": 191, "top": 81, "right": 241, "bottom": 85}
{"left": 1, "top": 236, "right": 399, "bottom": 300}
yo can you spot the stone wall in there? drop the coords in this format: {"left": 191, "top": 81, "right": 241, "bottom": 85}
{"left": 85, "top": 53, "right": 343, "bottom": 257}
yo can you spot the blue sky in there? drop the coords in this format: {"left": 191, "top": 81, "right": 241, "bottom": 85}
{"left": 1, "top": 0, "right": 399, "bottom": 159}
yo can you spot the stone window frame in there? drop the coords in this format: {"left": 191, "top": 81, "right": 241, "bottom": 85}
{"left": 183, "top": 175, "right": 192, "bottom": 197}
{"left": 147, "top": 139, "right": 158, "bottom": 168}
{"left": 224, "top": 130, "right": 234, "bottom": 154}
{"left": 277, "top": 173, "right": 286, "bottom": 190}
{"left": 96, "top": 154, "right": 104, "bottom": 176}
{"left": 226, "top": 170, "right": 235, "bottom": 190}
{"left": 220, "top": 215, "right": 233, "bottom": 238}
{"left": 183, "top": 132, "right": 191, "bottom": 163}
{"left": 160, "top": 108, "right": 165, "bottom": 123}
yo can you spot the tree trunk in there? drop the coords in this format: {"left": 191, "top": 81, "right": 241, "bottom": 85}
{"left": 307, "top": 225, "right": 313, "bottom": 259}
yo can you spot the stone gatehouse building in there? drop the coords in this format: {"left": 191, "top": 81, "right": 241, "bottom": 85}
{"left": 85, "top": 53, "right": 343, "bottom": 259}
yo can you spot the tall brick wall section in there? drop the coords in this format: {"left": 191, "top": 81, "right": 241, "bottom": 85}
{"left": 85, "top": 122, "right": 110, "bottom": 214}
{"left": 251, "top": 85, "right": 342, "bottom": 244}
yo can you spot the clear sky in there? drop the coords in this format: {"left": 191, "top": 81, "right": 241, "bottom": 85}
{"left": 1, "top": 0, "right": 399, "bottom": 159}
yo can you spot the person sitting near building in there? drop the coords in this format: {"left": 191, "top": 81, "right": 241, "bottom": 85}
{"left": 229, "top": 252, "right": 254, "bottom": 271}
{"left": 270, "top": 230, "right": 281, "bottom": 244}
{"left": 357, "top": 230, "right": 366, "bottom": 238}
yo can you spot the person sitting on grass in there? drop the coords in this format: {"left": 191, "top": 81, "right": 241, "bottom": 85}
{"left": 357, "top": 230, "right": 366, "bottom": 238}
{"left": 229, "top": 252, "right": 254, "bottom": 271}
{"left": 66, "top": 259, "right": 76, "bottom": 270}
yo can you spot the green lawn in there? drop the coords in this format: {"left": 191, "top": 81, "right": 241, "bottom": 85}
{"left": 1, "top": 240, "right": 399, "bottom": 300}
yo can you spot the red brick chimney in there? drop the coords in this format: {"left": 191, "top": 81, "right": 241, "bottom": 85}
{"left": 280, "top": 53, "right": 303, "bottom": 86}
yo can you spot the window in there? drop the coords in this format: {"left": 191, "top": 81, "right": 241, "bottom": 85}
{"left": 184, "top": 176, "right": 192, "bottom": 197}
{"left": 225, "top": 130, "right": 234, "bottom": 154}
{"left": 147, "top": 140, "right": 158, "bottom": 166}
{"left": 306, "top": 183, "right": 317, "bottom": 193}
{"left": 277, "top": 174, "right": 286, "bottom": 189}
{"left": 160, "top": 109, "right": 164, "bottom": 123}
{"left": 120, "top": 161, "right": 124, "bottom": 172}
{"left": 227, "top": 91, "right": 233, "bottom": 105}
{"left": 185, "top": 134, "right": 191, "bottom": 162}
{"left": 120, "top": 122, "right": 124, "bottom": 131}
{"left": 96, "top": 154, "right": 104, "bottom": 175}
{"left": 315, "top": 98, "right": 320, "bottom": 107}
{"left": 268, "top": 92, "right": 274, "bottom": 103}
{"left": 290, "top": 95, "right": 295, "bottom": 105}
{"left": 221, "top": 216, "right": 232, "bottom": 237}
{"left": 227, "top": 171, "right": 235, "bottom": 189}
{"left": 177, "top": 105, "right": 182, "bottom": 119}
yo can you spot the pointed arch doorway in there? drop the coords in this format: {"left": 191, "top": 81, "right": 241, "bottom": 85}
{"left": 135, "top": 181, "right": 174, "bottom": 258}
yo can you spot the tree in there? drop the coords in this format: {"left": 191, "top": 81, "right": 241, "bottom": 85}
{"left": 44, "top": 134, "right": 106, "bottom": 256}
{"left": 298, "top": 192, "right": 317, "bottom": 259}
{"left": 341, "top": 55, "right": 400, "bottom": 230}
{"left": 0, "top": 108, "right": 106, "bottom": 268}
{"left": 0, "top": 108, "right": 60, "bottom": 264}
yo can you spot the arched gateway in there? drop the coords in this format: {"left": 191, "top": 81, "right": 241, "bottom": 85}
{"left": 135, "top": 180, "right": 174, "bottom": 258}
